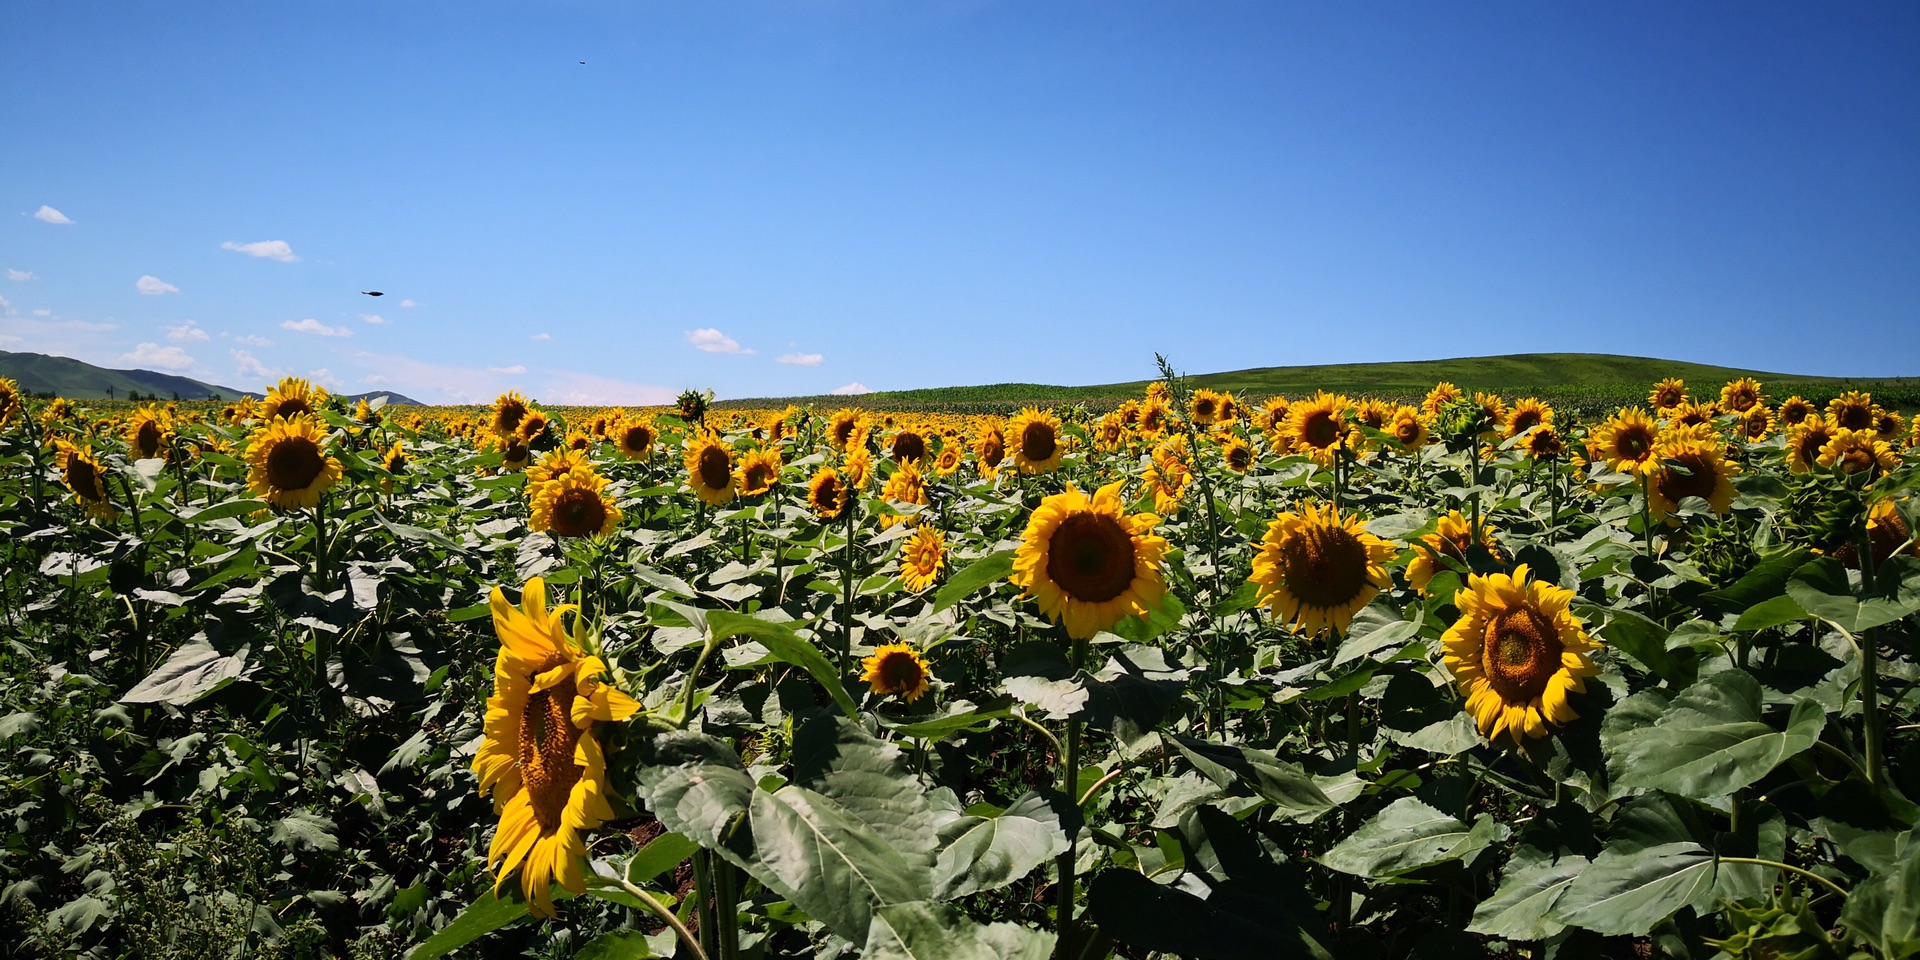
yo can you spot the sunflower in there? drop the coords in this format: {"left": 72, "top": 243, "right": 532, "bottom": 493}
{"left": 890, "top": 428, "right": 929, "bottom": 464}
{"left": 1648, "top": 378, "right": 1688, "bottom": 412}
{"left": 1862, "top": 498, "right": 1917, "bottom": 567}
{"left": 1739, "top": 404, "right": 1774, "bottom": 442}
{"left": 354, "top": 398, "right": 380, "bottom": 427}
{"left": 1145, "top": 381, "right": 1171, "bottom": 403}
{"left": 501, "top": 438, "right": 532, "bottom": 473}
{"left": 1785, "top": 416, "right": 1835, "bottom": 474}
{"left": 879, "top": 461, "right": 928, "bottom": 527}
{"left": 518, "top": 409, "right": 552, "bottom": 445}
{"left": 972, "top": 424, "right": 1007, "bottom": 476}
{"left": 528, "top": 448, "right": 589, "bottom": 487}
{"left": 934, "top": 444, "right": 964, "bottom": 476}
{"left": 828, "top": 409, "right": 867, "bottom": 451}
{"left": 1644, "top": 424, "right": 1740, "bottom": 522}
{"left": 1474, "top": 393, "right": 1510, "bottom": 436}
{"left": 0, "top": 377, "right": 20, "bottom": 424}
{"left": 1142, "top": 458, "right": 1189, "bottom": 515}
{"left": 56, "top": 440, "right": 118, "bottom": 520}
{"left": 1777, "top": 396, "right": 1815, "bottom": 427}
{"left": 614, "top": 418, "right": 657, "bottom": 460}
{"left": 1719, "top": 378, "right": 1764, "bottom": 414}
{"left": 1441, "top": 564, "right": 1601, "bottom": 746}
{"left": 1188, "top": 389, "right": 1224, "bottom": 427}
{"left": 808, "top": 465, "right": 851, "bottom": 520}
{"left": 898, "top": 525, "right": 946, "bottom": 592}
{"left": 246, "top": 413, "right": 344, "bottom": 509}
{"left": 683, "top": 433, "right": 736, "bottom": 505}
{"left": 1248, "top": 502, "right": 1396, "bottom": 637}
{"left": 1590, "top": 408, "right": 1660, "bottom": 475}
{"left": 383, "top": 441, "right": 409, "bottom": 475}
{"left": 1504, "top": 398, "right": 1553, "bottom": 440}
{"left": 1137, "top": 398, "right": 1174, "bottom": 440}
{"left": 1094, "top": 413, "right": 1128, "bottom": 452}
{"left": 861, "top": 642, "right": 932, "bottom": 702}
{"left": 760, "top": 411, "right": 789, "bottom": 443}
{"left": 1220, "top": 436, "right": 1255, "bottom": 474}
{"left": 491, "top": 391, "right": 531, "bottom": 438}
{"left": 1287, "top": 392, "right": 1352, "bottom": 467}
{"left": 125, "top": 405, "right": 172, "bottom": 460}
{"left": 1668, "top": 400, "right": 1718, "bottom": 429}
{"left": 1258, "top": 399, "right": 1291, "bottom": 438}
{"left": 1827, "top": 391, "right": 1876, "bottom": 431}
{"left": 1008, "top": 407, "right": 1065, "bottom": 474}
{"left": 1818, "top": 428, "right": 1898, "bottom": 479}
{"left": 1422, "top": 382, "right": 1463, "bottom": 420}
{"left": 531, "top": 467, "right": 623, "bottom": 538}
{"left": 1874, "top": 409, "right": 1907, "bottom": 446}
{"left": 263, "top": 376, "right": 327, "bottom": 422}
{"left": 1355, "top": 398, "right": 1394, "bottom": 431}
{"left": 1407, "top": 510, "right": 1501, "bottom": 595}
{"left": 1522, "top": 425, "right": 1566, "bottom": 460}
{"left": 735, "top": 449, "right": 782, "bottom": 498}
{"left": 473, "top": 578, "right": 642, "bottom": 917}
{"left": 1388, "top": 406, "right": 1429, "bottom": 453}
{"left": 1010, "top": 481, "right": 1168, "bottom": 640}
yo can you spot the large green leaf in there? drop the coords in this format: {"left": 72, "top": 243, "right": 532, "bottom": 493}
{"left": 1551, "top": 841, "right": 1715, "bottom": 936}
{"left": 707, "top": 609, "right": 859, "bottom": 718}
{"left": 1467, "top": 854, "right": 1589, "bottom": 940}
{"left": 1171, "top": 735, "right": 1333, "bottom": 822}
{"left": 1086, "top": 868, "right": 1331, "bottom": 960}
{"left": 1580, "top": 605, "right": 1677, "bottom": 679}
{"left": 748, "top": 784, "right": 934, "bottom": 943}
{"left": 791, "top": 713, "right": 939, "bottom": 879}
{"left": 862, "top": 901, "right": 1053, "bottom": 960}
{"left": 404, "top": 886, "right": 536, "bottom": 960}
{"left": 1606, "top": 670, "right": 1824, "bottom": 800}
{"left": 1787, "top": 556, "right": 1915, "bottom": 634}
{"left": 1841, "top": 832, "right": 1920, "bottom": 959}
{"left": 120, "top": 637, "right": 252, "bottom": 705}
{"left": 631, "top": 732, "right": 755, "bottom": 849}
{"left": 932, "top": 550, "right": 1015, "bottom": 613}
{"left": 931, "top": 790, "right": 1071, "bottom": 898}
{"left": 1317, "top": 797, "right": 1499, "bottom": 878}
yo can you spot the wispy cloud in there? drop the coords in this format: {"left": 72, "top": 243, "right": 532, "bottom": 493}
{"left": 221, "top": 240, "right": 298, "bottom": 262}
{"left": 33, "top": 206, "right": 73, "bottom": 225}
{"left": 5, "top": 269, "right": 33, "bottom": 282}
{"left": 399, "top": 299, "right": 420, "bottom": 308}
{"left": 231, "top": 349, "right": 281, "bottom": 380}
{"left": 281, "top": 317, "right": 352, "bottom": 337}
{"left": 359, "top": 313, "right": 388, "bottom": 325}
{"left": 136, "top": 275, "right": 180, "bottom": 296}
{"left": 686, "top": 328, "right": 754, "bottom": 355}
{"left": 346, "top": 348, "right": 675, "bottom": 405}
{"left": 830, "top": 382, "right": 873, "bottom": 396}
{"left": 307, "top": 368, "right": 343, "bottom": 390}
{"left": 530, "top": 332, "right": 552, "bottom": 341}
{"left": 166, "top": 320, "right": 209, "bottom": 343}
{"left": 777, "top": 352, "right": 825, "bottom": 366}
{"left": 122, "top": 342, "right": 196, "bottom": 372}
{"left": 487, "top": 364, "right": 527, "bottom": 375}
{"left": 0, "top": 294, "right": 11, "bottom": 314}
{"left": 234, "top": 334, "right": 272, "bottom": 347}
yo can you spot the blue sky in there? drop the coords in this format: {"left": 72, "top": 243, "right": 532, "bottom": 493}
{"left": 3, "top": 2, "right": 1916, "bottom": 404}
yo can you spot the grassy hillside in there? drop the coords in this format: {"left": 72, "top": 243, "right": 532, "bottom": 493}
{"left": 722, "top": 353, "right": 1920, "bottom": 415}
{"left": 0, "top": 351, "right": 421, "bottom": 405}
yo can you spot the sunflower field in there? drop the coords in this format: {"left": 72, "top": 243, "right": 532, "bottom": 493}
{"left": 2, "top": 365, "right": 1919, "bottom": 960}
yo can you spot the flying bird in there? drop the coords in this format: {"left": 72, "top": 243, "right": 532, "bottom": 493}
{"left": 360, "top": 291, "right": 384, "bottom": 297}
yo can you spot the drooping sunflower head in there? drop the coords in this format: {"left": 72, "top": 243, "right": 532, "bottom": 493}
{"left": 973, "top": 424, "right": 1007, "bottom": 472}
{"left": 615, "top": 418, "right": 657, "bottom": 460}
{"left": 1861, "top": 498, "right": 1917, "bottom": 568}
{"left": 808, "top": 465, "right": 850, "bottom": 520}
{"left": 1818, "top": 428, "right": 1899, "bottom": 479}
{"left": 683, "top": 432, "right": 736, "bottom": 505}
{"left": 1407, "top": 509, "right": 1501, "bottom": 595}
{"left": 735, "top": 448, "right": 783, "bottom": 498}
{"left": 1874, "top": 409, "right": 1907, "bottom": 445}
{"left": 890, "top": 428, "right": 928, "bottom": 464}
{"left": 491, "top": 390, "right": 530, "bottom": 438}
{"left": 1188, "top": 389, "right": 1223, "bottom": 426}
{"left": 1355, "top": 398, "right": 1394, "bottom": 431}
{"left": 1648, "top": 377, "right": 1688, "bottom": 411}
{"left": 1258, "top": 398, "right": 1291, "bottom": 437}
{"left": 354, "top": 398, "right": 380, "bottom": 426}
{"left": 1505, "top": 398, "right": 1553, "bottom": 439}
{"left": 245, "top": 413, "right": 344, "bottom": 509}
{"left": 1422, "top": 382, "right": 1463, "bottom": 420}
{"left": 1522, "top": 425, "right": 1566, "bottom": 460}
{"left": 1591, "top": 408, "right": 1660, "bottom": 475}
{"left": 531, "top": 466, "right": 622, "bottom": 538}
{"left": 1777, "top": 396, "right": 1815, "bottom": 427}
{"left": 898, "top": 524, "right": 946, "bottom": 592}
{"left": 56, "top": 440, "right": 118, "bottom": 519}
{"left": 861, "top": 642, "right": 932, "bottom": 702}
{"left": 1010, "top": 481, "right": 1169, "bottom": 639}
{"left": 1719, "top": 378, "right": 1764, "bottom": 413}
{"left": 518, "top": 409, "right": 552, "bottom": 445}
{"left": 1786, "top": 416, "right": 1835, "bottom": 474}
{"left": 383, "top": 441, "right": 409, "bottom": 474}
{"left": 1287, "top": 392, "right": 1352, "bottom": 466}
{"left": 1388, "top": 406, "right": 1429, "bottom": 452}
{"left": 1827, "top": 391, "right": 1876, "bottom": 431}
{"left": 1008, "top": 407, "right": 1065, "bottom": 474}
{"left": 1644, "top": 423, "right": 1740, "bottom": 522}
{"left": 1220, "top": 436, "right": 1255, "bottom": 474}
{"left": 501, "top": 438, "right": 532, "bottom": 473}
{"left": 828, "top": 409, "right": 867, "bottom": 451}
{"left": 0, "top": 377, "right": 19, "bottom": 424}
{"left": 1441, "top": 564, "right": 1600, "bottom": 746}
{"left": 1248, "top": 501, "right": 1397, "bottom": 638}
{"left": 125, "top": 405, "right": 172, "bottom": 460}
{"left": 263, "top": 376, "right": 326, "bottom": 423}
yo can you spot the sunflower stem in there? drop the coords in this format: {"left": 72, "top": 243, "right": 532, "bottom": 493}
{"left": 692, "top": 851, "right": 719, "bottom": 960}
{"left": 1852, "top": 514, "right": 1885, "bottom": 788}
{"left": 1054, "top": 633, "right": 1088, "bottom": 954}
{"left": 839, "top": 504, "right": 860, "bottom": 674}
{"left": 311, "top": 496, "right": 332, "bottom": 591}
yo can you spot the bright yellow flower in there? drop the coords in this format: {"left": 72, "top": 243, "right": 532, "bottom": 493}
{"left": 1248, "top": 502, "right": 1395, "bottom": 637}
{"left": 1007, "top": 407, "right": 1065, "bottom": 474}
{"left": 530, "top": 467, "right": 622, "bottom": 538}
{"left": 684, "top": 433, "right": 736, "bottom": 505}
{"left": 245, "top": 414, "right": 343, "bottom": 510}
{"left": 861, "top": 643, "right": 932, "bottom": 702}
{"left": 898, "top": 525, "right": 946, "bottom": 592}
{"left": 1442, "top": 564, "right": 1601, "bottom": 746}
{"left": 1011, "top": 481, "right": 1168, "bottom": 640}
{"left": 1407, "top": 510, "right": 1500, "bottom": 595}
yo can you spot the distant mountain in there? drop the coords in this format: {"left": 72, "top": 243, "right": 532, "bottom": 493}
{"left": 0, "top": 350, "right": 422, "bottom": 405}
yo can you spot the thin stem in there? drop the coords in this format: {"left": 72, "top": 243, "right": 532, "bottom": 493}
{"left": 1054, "top": 634, "right": 1088, "bottom": 953}
{"left": 678, "top": 633, "right": 723, "bottom": 724}
{"left": 589, "top": 867, "right": 710, "bottom": 960}
{"left": 1010, "top": 712, "right": 1065, "bottom": 758}
{"left": 1716, "top": 857, "right": 1849, "bottom": 902}
{"left": 693, "top": 851, "right": 718, "bottom": 960}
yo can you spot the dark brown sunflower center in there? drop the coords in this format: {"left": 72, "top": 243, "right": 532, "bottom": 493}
{"left": 980, "top": 436, "right": 1005, "bottom": 466}
{"left": 505, "top": 440, "right": 530, "bottom": 462}
{"left": 495, "top": 402, "right": 526, "bottom": 435}
{"left": 878, "top": 651, "right": 925, "bottom": 691}
{"left": 1282, "top": 522, "right": 1369, "bottom": 609}
{"left": 833, "top": 420, "right": 858, "bottom": 446}
{"left": 697, "top": 447, "right": 732, "bottom": 490}
{"left": 623, "top": 426, "right": 653, "bottom": 450}
{"left": 518, "top": 676, "right": 584, "bottom": 834}
{"left": 266, "top": 436, "right": 326, "bottom": 491}
{"left": 551, "top": 487, "right": 606, "bottom": 537}
{"left": 744, "top": 462, "right": 776, "bottom": 491}
{"left": 1839, "top": 446, "right": 1878, "bottom": 475}
{"left": 1021, "top": 422, "right": 1057, "bottom": 462}
{"left": 1301, "top": 411, "right": 1340, "bottom": 448}
{"left": 1655, "top": 387, "right": 1682, "bottom": 407}
{"left": 1395, "top": 420, "right": 1421, "bottom": 443}
{"left": 277, "top": 399, "right": 313, "bottom": 420}
{"left": 812, "top": 475, "right": 844, "bottom": 511}
{"left": 1193, "top": 398, "right": 1217, "bottom": 418}
{"left": 136, "top": 422, "right": 163, "bottom": 457}
{"left": 1727, "top": 389, "right": 1756, "bottom": 411}
{"left": 1228, "top": 447, "right": 1252, "bottom": 469}
{"left": 893, "top": 432, "right": 926, "bottom": 462}
{"left": 1482, "top": 605, "right": 1563, "bottom": 701}
{"left": 1511, "top": 411, "right": 1543, "bottom": 434}
{"left": 1046, "top": 512, "right": 1136, "bottom": 604}
{"left": 1657, "top": 453, "right": 1717, "bottom": 503}
{"left": 70, "top": 458, "right": 105, "bottom": 500}
{"left": 1615, "top": 428, "right": 1653, "bottom": 461}
{"left": 1835, "top": 405, "right": 1873, "bottom": 431}
{"left": 1781, "top": 404, "right": 1810, "bottom": 425}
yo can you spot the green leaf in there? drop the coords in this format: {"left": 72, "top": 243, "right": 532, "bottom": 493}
{"left": 1171, "top": 735, "right": 1334, "bottom": 822}
{"left": 573, "top": 930, "right": 658, "bottom": 960}
{"left": 1468, "top": 855, "right": 1589, "bottom": 940}
{"left": 1582, "top": 606, "right": 1677, "bottom": 678}
{"left": 1332, "top": 603, "right": 1421, "bottom": 666}
{"left": 1318, "top": 797, "right": 1495, "bottom": 877}
{"left": 183, "top": 498, "right": 269, "bottom": 523}
{"left": 632, "top": 732, "right": 755, "bottom": 850}
{"left": 270, "top": 810, "right": 339, "bottom": 851}
{"left": 630, "top": 564, "right": 696, "bottom": 598}
{"left": 1110, "top": 590, "right": 1186, "bottom": 642}
{"left": 1732, "top": 595, "right": 1809, "bottom": 632}
{"left": 1787, "top": 556, "right": 1912, "bottom": 634}
{"left": 1607, "top": 671, "right": 1824, "bottom": 800}
{"left": 932, "top": 550, "right": 1014, "bottom": 613}
{"left": 1552, "top": 841, "right": 1715, "bottom": 936}
{"left": 791, "top": 714, "right": 940, "bottom": 881}
{"left": 932, "top": 790, "right": 1071, "bottom": 898}
{"left": 862, "top": 901, "right": 1054, "bottom": 960}
{"left": 1701, "top": 547, "right": 1813, "bottom": 613}
{"left": 706, "top": 610, "right": 858, "bottom": 719}
{"left": 626, "top": 832, "right": 699, "bottom": 884}
{"left": 120, "top": 638, "right": 251, "bottom": 705}
{"left": 47, "top": 895, "right": 109, "bottom": 936}
{"left": 748, "top": 784, "right": 934, "bottom": 943}
{"left": 878, "top": 699, "right": 1012, "bottom": 741}
{"left": 1841, "top": 835, "right": 1920, "bottom": 959}
{"left": 403, "top": 886, "right": 533, "bottom": 960}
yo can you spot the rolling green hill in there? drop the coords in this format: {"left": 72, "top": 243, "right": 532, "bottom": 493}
{"left": 0, "top": 351, "right": 421, "bottom": 405}
{"left": 721, "top": 353, "right": 1920, "bottom": 415}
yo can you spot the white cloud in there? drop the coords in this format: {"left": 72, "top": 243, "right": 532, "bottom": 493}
{"left": 307, "top": 368, "right": 343, "bottom": 390}
{"left": 399, "top": 299, "right": 420, "bottom": 308}
{"left": 165, "top": 320, "right": 210, "bottom": 342}
{"left": 33, "top": 205, "right": 73, "bottom": 225}
{"left": 0, "top": 335, "right": 20, "bottom": 347}
{"left": 5, "top": 269, "right": 34, "bottom": 281}
{"left": 34, "top": 309, "right": 52, "bottom": 317}
{"left": 830, "top": 382, "right": 873, "bottom": 396}
{"left": 530, "top": 332, "right": 552, "bottom": 341}
{"left": 234, "top": 334, "right": 272, "bottom": 347}
{"left": 777, "top": 352, "right": 825, "bottom": 366}
{"left": 122, "top": 342, "right": 196, "bottom": 372}
{"left": 487, "top": 364, "right": 528, "bottom": 375}
{"left": 230, "top": 349, "right": 281, "bottom": 380}
{"left": 281, "top": 317, "right": 352, "bottom": 337}
{"left": 136, "top": 275, "right": 180, "bottom": 296}
{"left": 220, "top": 240, "right": 298, "bottom": 262}
{"left": 359, "top": 313, "right": 388, "bottom": 325}
{"left": 364, "top": 374, "right": 389, "bottom": 384}
{"left": 0, "top": 294, "right": 9, "bottom": 313}
{"left": 685, "top": 327, "right": 754, "bottom": 355}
